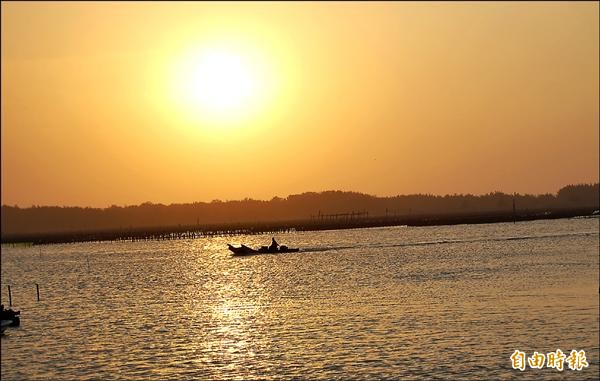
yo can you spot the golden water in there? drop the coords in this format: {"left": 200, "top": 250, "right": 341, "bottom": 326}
{"left": 1, "top": 219, "right": 598, "bottom": 379}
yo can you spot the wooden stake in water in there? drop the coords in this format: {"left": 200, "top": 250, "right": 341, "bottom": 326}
{"left": 36, "top": 283, "right": 40, "bottom": 301}
{"left": 512, "top": 194, "right": 516, "bottom": 224}
{"left": 87, "top": 255, "right": 90, "bottom": 272}
{"left": 7, "top": 285, "right": 12, "bottom": 306}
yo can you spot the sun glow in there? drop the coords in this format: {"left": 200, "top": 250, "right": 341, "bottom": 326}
{"left": 169, "top": 43, "right": 274, "bottom": 128}
{"left": 188, "top": 51, "right": 255, "bottom": 112}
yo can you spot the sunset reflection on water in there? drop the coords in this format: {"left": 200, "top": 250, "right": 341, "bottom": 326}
{"left": 1, "top": 219, "right": 598, "bottom": 380}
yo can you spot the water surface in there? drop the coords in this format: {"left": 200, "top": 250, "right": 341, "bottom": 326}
{"left": 1, "top": 218, "right": 598, "bottom": 379}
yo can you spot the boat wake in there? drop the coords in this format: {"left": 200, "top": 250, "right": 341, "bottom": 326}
{"left": 299, "top": 231, "right": 598, "bottom": 254}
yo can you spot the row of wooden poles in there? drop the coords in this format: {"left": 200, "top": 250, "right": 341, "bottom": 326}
{"left": 2, "top": 226, "right": 299, "bottom": 245}
{"left": 4, "top": 284, "right": 40, "bottom": 306}
{"left": 2, "top": 208, "right": 596, "bottom": 247}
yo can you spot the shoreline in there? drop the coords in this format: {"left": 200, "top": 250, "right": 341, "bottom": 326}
{"left": 1, "top": 207, "right": 597, "bottom": 246}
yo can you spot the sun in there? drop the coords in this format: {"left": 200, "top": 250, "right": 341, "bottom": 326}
{"left": 169, "top": 44, "right": 271, "bottom": 127}
{"left": 187, "top": 50, "right": 255, "bottom": 112}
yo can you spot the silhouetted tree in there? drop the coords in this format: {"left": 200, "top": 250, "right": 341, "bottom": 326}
{"left": 1, "top": 183, "right": 597, "bottom": 236}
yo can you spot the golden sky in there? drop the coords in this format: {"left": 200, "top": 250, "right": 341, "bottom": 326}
{"left": 2, "top": 2, "right": 598, "bottom": 207}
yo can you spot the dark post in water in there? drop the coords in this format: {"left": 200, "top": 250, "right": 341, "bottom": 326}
{"left": 7, "top": 285, "right": 12, "bottom": 306}
{"left": 512, "top": 194, "right": 516, "bottom": 224}
{"left": 36, "top": 283, "right": 40, "bottom": 302}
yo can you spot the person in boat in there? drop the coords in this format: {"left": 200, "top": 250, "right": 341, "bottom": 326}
{"left": 269, "top": 237, "right": 279, "bottom": 252}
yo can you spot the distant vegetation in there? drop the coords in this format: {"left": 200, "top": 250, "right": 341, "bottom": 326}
{"left": 1, "top": 183, "right": 598, "bottom": 236}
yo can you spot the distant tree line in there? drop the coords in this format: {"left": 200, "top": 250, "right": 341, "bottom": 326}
{"left": 1, "top": 183, "right": 598, "bottom": 236}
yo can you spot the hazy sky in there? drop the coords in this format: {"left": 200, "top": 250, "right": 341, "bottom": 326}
{"left": 2, "top": 2, "right": 598, "bottom": 207}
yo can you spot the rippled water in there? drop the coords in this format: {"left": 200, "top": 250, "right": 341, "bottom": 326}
{"left": 1, "top": 218, "right": 598, "bottom": 380}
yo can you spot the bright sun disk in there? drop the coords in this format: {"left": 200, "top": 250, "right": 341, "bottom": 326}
{"left": 170, "top": 46, "right": 269, "bottom": 127}
{"left": 187, "top": 51, "right": 255, "bottom": 111}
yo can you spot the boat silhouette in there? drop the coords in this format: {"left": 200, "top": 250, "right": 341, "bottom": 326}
{"left": 227, "top": 243, "right": 299, "bottom": 256}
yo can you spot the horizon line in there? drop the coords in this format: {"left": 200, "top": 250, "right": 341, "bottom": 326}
{"left": 2, "top": 182, "right": 598, "bottom": 210}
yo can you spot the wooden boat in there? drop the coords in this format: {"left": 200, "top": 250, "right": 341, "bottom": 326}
{"left": 228, "top": 244, "right": 299, "bottom": 256}
{"left": 0, "top": 306, "right": 20, "bottom": 327}
{"left": 1, "top": 320, "right": 11, "bottom": 334}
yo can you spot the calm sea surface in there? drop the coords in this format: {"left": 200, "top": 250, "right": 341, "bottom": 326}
{"left": 1, "top": 218, "right": 598, "bottom": 380}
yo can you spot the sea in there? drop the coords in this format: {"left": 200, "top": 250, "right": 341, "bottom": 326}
{"left": 1, "top": 218, "right": 598, "bottom": 380}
